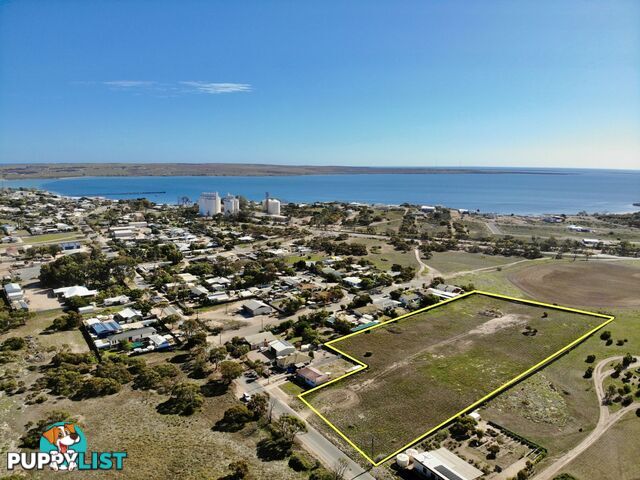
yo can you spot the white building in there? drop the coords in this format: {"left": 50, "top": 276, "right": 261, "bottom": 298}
{"left": 4, "top": 283, "right": 24, "bottom": 301}
{"left": 223, "top": 194, "right": 240, "bottom": 215}
{"left": 410, "top": 448, "right": 483, "bottom": 480}
{"left": 264, "top": 198, "right": 281, "bottom": 216}
{"left": 53, "top": 285, "right": 98, "bottom": 299}
{"left": 242, "top": 299, "right": 272, "bottom": 317}
{"left": 198, "top": 192, "right": 222, "bottom": 217}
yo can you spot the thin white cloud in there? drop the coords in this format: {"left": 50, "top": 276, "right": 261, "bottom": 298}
{"left": 180, "top": 81, "right": 252, "bottom": 94}
{"left": 103, "top": 80, "right": 157, "bottom": 88}
{"left": 82, "top": 80, "right": 252, "bottom": 96}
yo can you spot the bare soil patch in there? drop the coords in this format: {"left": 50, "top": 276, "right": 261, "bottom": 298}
{"left": 508, "top": 261, "right": 640, "bottom": 307}
{"left": 312, "top": 389, "right": 360, "bottom": 412}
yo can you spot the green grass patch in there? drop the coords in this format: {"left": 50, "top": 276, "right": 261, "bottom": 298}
{"left": 303, "top": 292, "right": 607, "bottom": 462}
{"left": 427, "top": 251, "right": 525, "bottom": 275}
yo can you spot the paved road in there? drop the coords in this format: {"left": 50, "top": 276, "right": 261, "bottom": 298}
{"left": 236, "top": 377, "right": 375, "bottom": 480}
{"left": 532, "top": 355, "right": 639, "bottom": 480}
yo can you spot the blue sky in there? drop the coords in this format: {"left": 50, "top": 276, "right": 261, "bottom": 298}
{"left": 1, "top": 0, "right": 638, "bottom": 168}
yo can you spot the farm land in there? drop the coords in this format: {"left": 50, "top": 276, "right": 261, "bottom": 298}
{"left": 446, "top": 259, "right": 640, "bottom": 478}
{"left": 302, "top": 292, "right": 608, "bottom": 463}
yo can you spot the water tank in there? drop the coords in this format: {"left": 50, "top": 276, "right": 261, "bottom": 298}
{"left": 405, "top": 448, "right": 419, "bottom": 459}
{"left": 396, "top": 453, "right": 410, "bottom": 468}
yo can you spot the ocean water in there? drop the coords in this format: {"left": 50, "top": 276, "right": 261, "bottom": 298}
{"left": 4, "top": 168, "right": 639, "bottom": 215}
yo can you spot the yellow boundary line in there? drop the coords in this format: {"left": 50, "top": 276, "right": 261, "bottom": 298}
{"left": 298, "top": 290, "right": 614, "bottom": 466}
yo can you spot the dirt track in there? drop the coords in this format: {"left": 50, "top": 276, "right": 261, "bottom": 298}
{"left": 508, "top": 261, "right": 640, "bottom": 307}
{"left": 532, "top": 355, "right": 639, "bottom": 480}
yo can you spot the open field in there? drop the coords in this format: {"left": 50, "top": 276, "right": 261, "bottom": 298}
{"left": 346, "top": 237, "right": 420, "bottom": 271}
{"left": 448, "top": 261, "right": 640, "bottom": 473}
{"left": 0, "top": 388, "right": 306, "bottom": 480}
{"left": 0, "top": 309, "right": 86, "bottom": 353}
{"left": 508, "top": 260, "right": 640, "bottom": 307}
{"left": 302, "top": 292, "right": 609, "bottom": 463}
{"left": 559, "top": 412, "right": 640, "bottom": 480}
{"left": 23, "top": 232, "right": 85, "bottom": 244}
{"left": 494, "top": 219, "right": 640, "bottom": 242}
{"left": 0, "top": 317, "right": 305, "bottom": 480}
{"left": 426, "top": 251, "right": 524, "bottom": 275}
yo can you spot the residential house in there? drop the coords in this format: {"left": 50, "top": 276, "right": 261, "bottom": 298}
{"left": 343, "top": 276, "right": 362, "bottom": 288}
{"left": 297, "top": 366, "right": 329, "bottom": 387}
{"left": 103, "top": 295, "right": 130, "bottom": 306}
{"left": 244, "top": 331, "right": 277, "bottom": 350}
{"left": 115, "top": 307, "right": 143, "bottom": 323}
{"left": 399, "top": 292, "right": 421, "bottom": 309}
{"left": 53, "top": 285, "right": 98, "bottom": 299}
{"left": 427, "top": 284, "right": 464, "bottom": 300}
{"left": 275, "top": 351, "right": 312, "bottom": 370}
{"left": 105, "top": 326, "right": 158, "bottom": 347}
{"left": 206, "top": 292, "right": 230, "bottom": 303}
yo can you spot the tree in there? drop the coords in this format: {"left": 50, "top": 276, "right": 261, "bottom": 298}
{"left": 226, "top": 460, "right": 249, "bottom": 480}
{"left": 181, "top": 318, "right": 202, "bottom": 340}
{"left": 622, "top": 353, "right": 636, "bottom": 368}
{"left": 272, "top": 414, "right": 307, "bottom": 443}
{"left": 281, "top": 296, "right": 303, "bottom": 316}
{"left": 600, "top": 330, "right": 612, "bottom": 341}
{"left": 94, "top": 360, "right": 133, "bottom": 384}
{"left": 330, "top": 458, "right": 349, "bottom": 480}
{"left": 51, "top": 312, "right": 83, "bottom": 331}
{"left": 208, "top": 346, "right": 227, "bottom": 370}
{"left": 134, "top": 367, "right": 161, "bottom": 390}
{"left": 77, "top": 377, "right": 121, "bottom": 398}
{"left": 583, "top": 366, "right": 594, "bottom": 378}
{"left": 166, "top": 382, "right": 203, "bottom": 415}
{"left": 1, "top": 337, "right": 26, "bottom": 351}
{"left": 604, "top": 384, "right": 617, "bottom": 405}
{"left": 247, "top": 392, "right": 269, "bottom": 419}
{"left": 449, "top": 415, "right": 477, "bottom": 438}
{"left": 21, "top": 410, "right": 77, "bottom": 449}
{"left": 214, "top": 405, "right": 253, "bottom": 432}
{"left": 220, "top": 361, "right": 243, "bottom": 384}
{"left": 585, "top": 354, "right": 596, "bottom": 363}
{"left": 487, "top": 444, "right": 500, "bottom": 459}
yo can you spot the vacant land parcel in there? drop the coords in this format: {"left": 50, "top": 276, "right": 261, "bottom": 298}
{"left": 302, "top": 292, "right": 611, "bottom": 464}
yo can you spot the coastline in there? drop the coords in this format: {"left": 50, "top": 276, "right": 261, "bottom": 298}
{"left": 0, "top": 163, "right": 579, "bottom": 180}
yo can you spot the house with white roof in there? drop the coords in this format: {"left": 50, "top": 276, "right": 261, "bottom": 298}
{"left": 53, "top": 285, "right": 98, "bottom": 299}
{"left": 115, "top": 307, "right": 143, "bottom": 323}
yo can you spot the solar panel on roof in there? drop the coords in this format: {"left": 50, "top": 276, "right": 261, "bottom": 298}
{"left": 434, "top": 465, "right": 465, "bottom": 480}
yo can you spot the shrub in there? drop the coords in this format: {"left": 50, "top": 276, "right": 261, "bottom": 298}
{"left": 288, "top": 452, "right": 316, "bottom": 471}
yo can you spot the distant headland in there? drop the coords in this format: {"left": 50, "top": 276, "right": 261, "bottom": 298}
{"left": 0, "top": 163, "right": 570, "bottom": 180}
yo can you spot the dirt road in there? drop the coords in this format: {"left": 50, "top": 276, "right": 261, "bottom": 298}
{"left": 532, "top": 355, "right": 639, "bottom": 480}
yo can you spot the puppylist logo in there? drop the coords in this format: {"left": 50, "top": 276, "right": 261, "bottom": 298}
{"left": 7, "top": 422, "right": 127, "bottom": 472}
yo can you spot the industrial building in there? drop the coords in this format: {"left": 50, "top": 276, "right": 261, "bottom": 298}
{"left": 264, "top": 197, "right": 281, "bottom": 216}
{"left": 198, "top": 192, "right": 222, "bottom": 216}
{"left": 223, "top": 194, "right": 240, "bottom": 215}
